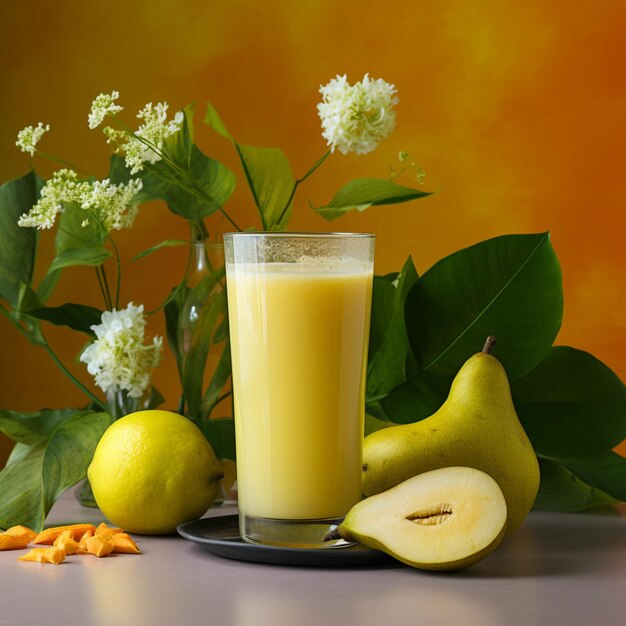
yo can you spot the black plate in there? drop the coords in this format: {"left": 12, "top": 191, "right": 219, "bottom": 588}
{"left": 177, "top": 515, "right": 392, "bottom": 567}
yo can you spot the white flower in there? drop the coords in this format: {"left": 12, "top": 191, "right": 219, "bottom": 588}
{"left": 16, "top": 122, "right": 50, "bottom": 156}
{"left": 76, "top": 178, "right": 143, "bottom": 230}
{"left": 317, "top": 74, "right": 398, "bottom": 155}
{"left": 88, "top": 91, "right": 123, "bottom": 129}
{"left": 17, "top": 169, "right": 142, "bottom": 231}
{"left": 18, "top": 169, "right": 78, "bottom": 229}
{"left": 80, "top": 303, "right": 163, "bottom": 399}
{"left": 104, "top": 101, "right": 184, "bottom": 174}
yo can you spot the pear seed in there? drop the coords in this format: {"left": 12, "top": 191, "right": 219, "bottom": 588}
{"left": 406, "top": 504, "right": 453, "bottom": 526}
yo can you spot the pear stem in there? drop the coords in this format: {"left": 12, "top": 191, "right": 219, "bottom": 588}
{"left": 482, "top": 336, "right": 497, "bottom": 354}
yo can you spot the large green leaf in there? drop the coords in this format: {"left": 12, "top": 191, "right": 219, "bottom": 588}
{"left": 312, "top": 178, "right": 431, "bottom": 221}
{"left": 366, "top": 257, "right": 418, "bottom": 402}
{"left": 204, "top": 102, "right": 294, "bottom": 230}
{"left": 0, "top": 410, "right": 113, "bottom": 531}
{"left": 40, "top": 204, "right": 110, "bottom": 300}
{"left": 0, "top": 171, "right": 44, "bottom": 307}
{"left": 48, "top": 247, "right": 111, "bottom": 273}
{"left": 564, "top": 452, "right": 626, "bottom": 502}
{"left": 534, "top": 459, "right": 616, "bottom": 512}
{"left": 513, "top": 347, "right": 626, "bottom": 461}
{"left": 373, "top": 371, "right": 453, "bottom": 424}
{"left": 54, "top": 201, "right": 108, "bottom": 252}
{"left": 406, "top": 232, "right": 563, "bottom": 382}
{"left": 24, "top": 303, "right": 103, "bottom": 336}
{"left": 0, "top": 408, "right": 83, "bottom": 446}
{"left": 110, "top": 147, "right": 236, "bottom": 225}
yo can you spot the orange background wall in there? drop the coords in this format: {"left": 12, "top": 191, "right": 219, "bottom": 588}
{"left": 1, "top": 1, "right": 624, "bottom": 460}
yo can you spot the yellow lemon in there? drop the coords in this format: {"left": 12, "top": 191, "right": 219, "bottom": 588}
{"left": 88, "top": 410, "right": 224, "bottom": 535}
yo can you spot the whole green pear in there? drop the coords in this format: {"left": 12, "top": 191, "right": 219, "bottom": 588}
{"left": 362, "top": 336, "right": 540, "bottom": 532}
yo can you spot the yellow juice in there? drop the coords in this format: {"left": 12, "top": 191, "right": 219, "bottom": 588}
{"left": 227, "top": 262, "right": 373, "bottom": 520}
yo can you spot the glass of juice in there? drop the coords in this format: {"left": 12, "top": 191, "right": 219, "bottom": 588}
{"left": 224, "top": 232, "right": 374, "bottom": 548}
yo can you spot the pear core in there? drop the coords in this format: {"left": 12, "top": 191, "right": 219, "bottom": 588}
{"left": 340, "top": 466, "right": 508, "bottom": 571}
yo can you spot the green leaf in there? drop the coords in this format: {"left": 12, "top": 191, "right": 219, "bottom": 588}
{"left": 146, "top": 386, "right": 165, "bottom": 410}
{"left": 235, "top": 144, "right": 294, "bottom": 230}
{"left": 44, "top": 199, "right": 109, "bottom": 303}
{"left": 192, "top": 417, "right": 235, "bottom": 461}
{"left": 0, "top": 171, "right": 44, "bottom": 307}
{"left": 373, "top": 371, "right": 453, "bottom": 424}
{"left": 366, "top": 257, "right": 419, "bottom": 402}
{"left": 364, "top": 414, "right": 393, "bottom": 436}
{"left": 406, "top": 232, "right": 563, "bottom": 382}
{"left": 163, "top": 103, "right": 195, "bottom": 166}
{"left": 132, "top": 239, "right": 188, "bottom": 262}
{"left": 0, "top": 408, "right": 84, "bottom": 446}
{"left": 111, "top": 148, "right": 236, "bottom": 225}
{"left": 54, "top": 202, "right": 108, "bottom": 252}
{"left": 564, "top": 452, "right": 626, "bottom": 502}
{"left": 513, "top": 347, "right": 626, "bottom": 461}
{"left": 48, "top": 247, "right": 111, "bottom": 273}
{"left": 201, "top": 339, "right": 232, "bottom": 417}
{"left": 0, "top": 410, "right": 113, "bottom": 531}
{"left": 23, "top": 303, "right": 103, "bottom": 335}
{"left": 164, "top": 284, "right": 190, "bottom": 376}
{"left": 204, "top": 101, "right": 294, "bottom": 230}
{"left": 533, "top": 459, "right": 616, "bottom": 512}
{"left": 204, "top": 102, "right": 232, "bottom": 140}
{"left": 312, "top": 178, "right": 431, "bottom": 221}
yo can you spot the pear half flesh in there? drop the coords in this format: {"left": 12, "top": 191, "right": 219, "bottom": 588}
{"left": 337, "top": 466, "right": 507, "bottom": 571}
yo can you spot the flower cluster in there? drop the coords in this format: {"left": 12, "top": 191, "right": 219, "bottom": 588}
{"left": 76, "top": 178, "right": 143, "bottom": 230}
{"left": 16, "top": 122, "right": 50, "bottom": 156}
{"left": 17, "top": 169, "right": 79, "bottom": 229}
{"left": 17, "top": 170, "right": 143, "bottom": 231}
{"left": 318, "top": 74, "right": 398, "bottom": 155}
{"left": 88, "top": 91, "right": 123, "bottom": 130}
{"left": 103, "top": 101, "right": 184, "bottom": 174}
{"left": 80, "top": 303, "right": 163, "bottom": 399}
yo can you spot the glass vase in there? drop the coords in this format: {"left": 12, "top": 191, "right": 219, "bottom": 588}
{"left": 178, "top": 241, "right": 232, "bottom": 420}
{"left": 178, "top": 241, "right": 236, "bottom": 504}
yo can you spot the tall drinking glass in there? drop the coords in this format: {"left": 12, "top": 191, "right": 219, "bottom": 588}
{"left": 224, "top": 232, "right": 374, "bottom": 548}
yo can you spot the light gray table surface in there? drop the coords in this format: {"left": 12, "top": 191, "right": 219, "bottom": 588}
{"left": 1, "top": 488, "right": 624, "bottom": 626}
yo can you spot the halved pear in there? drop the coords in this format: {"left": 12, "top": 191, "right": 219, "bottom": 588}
{"left": 337, "top": 466, "right": 507, "bottom": 571}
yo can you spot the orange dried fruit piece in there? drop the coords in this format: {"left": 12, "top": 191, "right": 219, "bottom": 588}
{"left": 18, "top": 547, "right": 66, "bottom": 565}
{"left": 82, "top": 534, "right": 114, "bottom": 558}
{"left": 77, "top": 530, "right": 94, "bottom": 553}
{"left": 0, "top": 525, "right": 37, "bottom": 550}
{"left": 34, "top": 523, "right": 96, "bottom": 545}
{"left": 53, "top": 530, "right": 79, "bottom": 555}
{"left": 111, "top": 533, "right": 141, "bottom": 554}
{"left": 94, "top": 522, "right": 123, "bottom": 540}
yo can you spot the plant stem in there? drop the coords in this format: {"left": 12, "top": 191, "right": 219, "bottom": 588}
{"left": 206, "top": 390, "right": 233, "bottom": 418}
{"left": 99, "top": 265, "right": 114, "bottom": 310}
{"left": 94, "top": 267, "right": 110, "bottom": 309}
{"left": 0, "top": 304, "right": 104, "bottom": 409}
{"left": 107, "top": 234, "right": 122, "bottom": 309}
{"left": 276, "top": 150, "right": 331, "bottom": 226}
{"left": 483, "top": 336, "right": 496, "bottom": 354}
{"left": 35, "top": 151, "right": 88, "bottom": 175}
{"left": 43, "top": 342, "right": 103, "bottom": 408}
